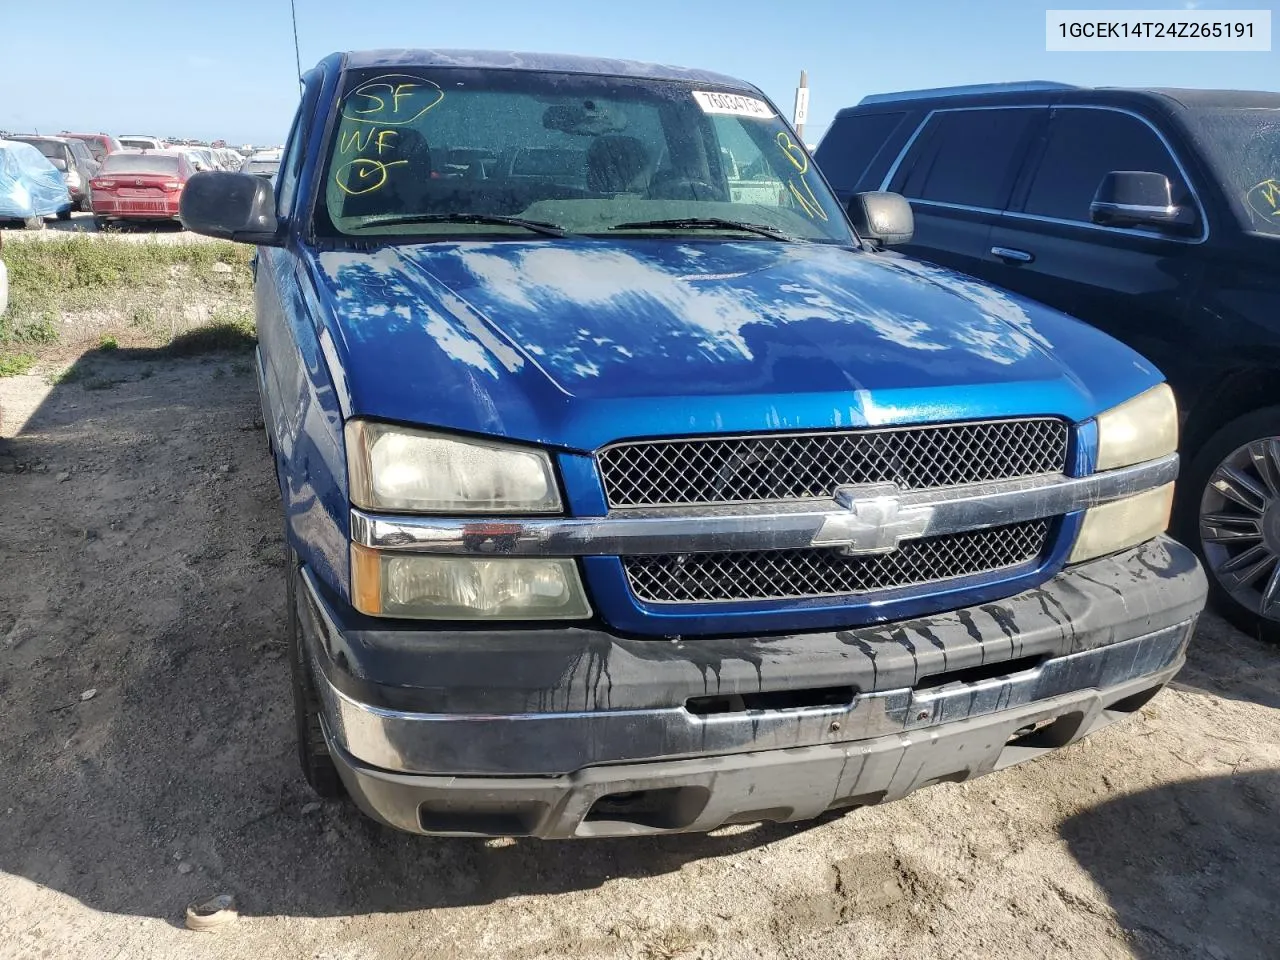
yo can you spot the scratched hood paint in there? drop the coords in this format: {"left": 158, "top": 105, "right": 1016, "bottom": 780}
{"left": 308, "top": 239, "right": 1162, "bottom": 450}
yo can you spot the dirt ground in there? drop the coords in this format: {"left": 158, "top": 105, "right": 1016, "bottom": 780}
{"left": 1, "top": 347, "right": 1278, "bottom": 960}
{"left": 1, "top": 211, "right": 214, "bottom": 243}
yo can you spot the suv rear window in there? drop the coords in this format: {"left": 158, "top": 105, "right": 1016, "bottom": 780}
{"left": 20, "top": 139, "right": 64, "bottom": 162}
{"left": 897, "top": 108, "right": 1040, "bottom": 209}
{"left": 1021, "top": 108, "right": 1190, "bottom": 222}
{"left": 814, "top": 112, "right": 905, "bottom": 191}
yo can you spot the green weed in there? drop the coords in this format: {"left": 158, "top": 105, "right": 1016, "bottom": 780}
{"left": 0, "top": 353, "right": 37, "bottom": 377}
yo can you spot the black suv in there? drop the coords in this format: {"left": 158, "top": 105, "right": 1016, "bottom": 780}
{"left": 815, "top": 81, "right": 1280, "bottom": 638}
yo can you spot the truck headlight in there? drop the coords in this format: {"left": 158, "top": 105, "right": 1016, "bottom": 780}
{"left": 346, "top": 420, "right": 561, "bottom": 514}
{"left": 1070, "top": 384, "right": 1179, "bottom": 563}
{"left": 351, "top": 545, "right": 591, "bottom": 619}
{"left": 1095, "top": 383, "right": 1177, "bottom": 470}
{"left": 1068, "top": 483, "right": 1175, "bottom": 564}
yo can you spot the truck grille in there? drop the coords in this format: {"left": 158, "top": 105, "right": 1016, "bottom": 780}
{"left": 597, "top": 418, "right": 1069, "bottom": 508}
{"left": 623, "top": 520, "right": 1051, "bottom": 604}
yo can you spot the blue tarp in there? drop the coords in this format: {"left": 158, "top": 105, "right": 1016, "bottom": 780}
{"left": 0, "top": 139, "right": 71, "bottom": 220}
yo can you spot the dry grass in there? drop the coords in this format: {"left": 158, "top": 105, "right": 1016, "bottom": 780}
{"left": 0, "top": 235, "right": 255, "bottom": 372}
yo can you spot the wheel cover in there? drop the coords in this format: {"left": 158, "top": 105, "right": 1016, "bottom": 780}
{"left": 1200, "top": 437, "right": 1280, "bottom": 621}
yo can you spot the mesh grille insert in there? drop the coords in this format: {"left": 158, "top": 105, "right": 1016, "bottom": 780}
{"left": 597, "top": 419, "right": 1069, "bottom": 508}
{"left": 623, "top": 520, "right": 1051, "bottom": 604}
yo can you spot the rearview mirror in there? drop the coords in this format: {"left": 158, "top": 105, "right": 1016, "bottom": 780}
{"left": 847, "top": 191, "right": 914, "bottom": 247}
{"left": 49, "top": 158, "right": 67, "bottom": 171}
{"left": 1090, "top": 171, "right": 1196, "bottom": 231}
{"left": 179, "top": 171, "right": 282, "bottom": 245}
{"left": 542, "top": 101, "right": 628, "bottom": 137}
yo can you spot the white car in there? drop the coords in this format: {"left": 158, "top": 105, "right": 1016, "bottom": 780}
{"left": 118, "top": 135, "right": 165, "bottom": 151}
{"left": 239, "top": 149, "right": 282, "bottom": 181}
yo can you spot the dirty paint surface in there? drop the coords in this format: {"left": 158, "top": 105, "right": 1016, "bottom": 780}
{"left": 320, "top": 536, "right": 1206, "bottom": 715}
{"left": 343, "top": 48, "right": 754, "bottom": 90}
{"left": 309, "top": 238, "right": 1163, "bottom": 450}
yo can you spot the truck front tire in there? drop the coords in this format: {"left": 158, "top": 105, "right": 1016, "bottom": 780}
{"left": 287, "top": 543, "right": 345, "bottom": 798}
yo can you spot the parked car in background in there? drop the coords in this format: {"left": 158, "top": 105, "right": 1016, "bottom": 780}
{"left": 174, "top": 147, "right": 212, "bottom": 172}
{"left": 815, "top": 81, "right": 1280, "bottom": 640}
{"left": 118, "top": 135, "right": 165, "bottom": 151}
{"left": 239, "top": 149, "right": 281, "bottom": 180}
{"left": 89, "top": 149, "right": 195, "bottom": 228}
{"left": 0, "top": 138, "right": 72, "bottom": 227}
{"left": 217, "top": 147, "right": 244, "bottom": 170}
{"left": 61, "top": 132, "right": 125, "bottom": 163}
{"left": 179, "top": 50, "right": 1205, "bottom": 839}
{"left": 10, "top": 135, "right": 100, "bottom": 211}
{"left": 193, "top": 146, "right": 219, "bottom": 171}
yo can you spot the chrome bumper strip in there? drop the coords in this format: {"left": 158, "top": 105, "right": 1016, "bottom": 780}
{"left": 348, "top": 454, "right": 1177, "bottom": 558}
{"left": 312, "top": 615, "right": 1191, "bottom": 776}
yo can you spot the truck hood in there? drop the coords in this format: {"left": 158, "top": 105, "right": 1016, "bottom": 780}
{"left": 309, "top": 238, "right": 1162, "bottom": 450}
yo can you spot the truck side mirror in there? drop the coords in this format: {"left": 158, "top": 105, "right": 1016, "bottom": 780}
{"left": 179, "top": 171, "right": 283, "bottom": 246}
{"left": 1090, "top": 171, "right": 1196, "bottom": 232}
{"left": 847, "top": 191, "right": 914, "bottom": 248}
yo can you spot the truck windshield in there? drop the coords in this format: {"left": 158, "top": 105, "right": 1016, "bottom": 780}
{"left": 1189, "top": 108, "right": 1280, "bottom": 238}
{"left": 316, "top": 67, "right": 853, "bottom": 244}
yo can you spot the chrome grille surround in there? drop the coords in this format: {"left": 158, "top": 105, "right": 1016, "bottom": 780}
{"left": 596, "top": 418, "right": 1070, "bottom": 508}
{"left": 623, "top": 519, "right": 1052, "bottom": 604}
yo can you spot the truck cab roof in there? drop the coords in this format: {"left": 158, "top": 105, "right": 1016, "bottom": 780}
{"left": 339, "top": 48, "right": 755, "bottom": 91}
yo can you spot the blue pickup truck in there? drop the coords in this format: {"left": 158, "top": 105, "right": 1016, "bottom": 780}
{"left": 179, "top": 50, "right": 1206, "bottom": 838}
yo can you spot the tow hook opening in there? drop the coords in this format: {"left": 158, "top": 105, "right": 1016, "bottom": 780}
{"left": 583, "top": 786, "right": 710, "bottom": 831}
{"left": 685, "top": 685, "right": 856, "bottom": 716}
{"left": 1007, "top": 711, "right": 1085, "bottom": 750}
{"left": 915, "top": 653, "right": 1048, "bottom": 691}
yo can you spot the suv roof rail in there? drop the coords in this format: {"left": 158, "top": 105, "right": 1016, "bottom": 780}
{"left": 857, "top": 81, "right": 1081, "bottom": 106}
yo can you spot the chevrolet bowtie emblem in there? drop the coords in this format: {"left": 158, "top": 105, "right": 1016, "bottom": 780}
{"left": 810, "top": 483, "right": 934, "bottom": 555}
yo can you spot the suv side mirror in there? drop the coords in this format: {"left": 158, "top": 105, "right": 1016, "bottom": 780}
{"left": 847, "top": 191, "right": 914, "bottom": 247}
{"left": 1090, "top": 171, "right": 1196, "bottom": 231}
{"left": 179, "top": 171, "right": 283, "bottom": 245}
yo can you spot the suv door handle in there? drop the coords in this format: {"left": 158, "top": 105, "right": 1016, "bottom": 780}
{"left": 991, "top": 246, "right": 1034, "bottom": 264}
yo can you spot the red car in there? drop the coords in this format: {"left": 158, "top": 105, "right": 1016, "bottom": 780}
{"left": 89, "top": 150, "right": 197, "bottom": 227}
{"left": 61, "top": 132, "right": 124, "bottom": 163}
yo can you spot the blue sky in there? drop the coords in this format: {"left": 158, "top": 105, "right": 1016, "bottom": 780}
{"left": 2, "top": 0, "right": 1276, "bottom": 145}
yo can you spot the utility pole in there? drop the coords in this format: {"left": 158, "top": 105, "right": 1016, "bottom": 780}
{"left": 793, "top": 70, "right": 809, "bottom": 142}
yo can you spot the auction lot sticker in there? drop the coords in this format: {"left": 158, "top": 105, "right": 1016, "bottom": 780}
{"left": 692, "top": 91, "right": 775, "bottom": 118}
{"left": 1047, "top": 9, "right": 1271, "bottom": 50}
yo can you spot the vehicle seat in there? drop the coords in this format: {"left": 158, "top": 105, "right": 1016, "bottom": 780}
{"left": 392, "top": 128, "right": 433, "bottom": 185}
{"left": 586, "top": 136, "right": 653, "bottom": 193}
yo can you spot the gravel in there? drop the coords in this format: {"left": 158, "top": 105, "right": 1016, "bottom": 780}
{"left": 0, "top": 355, "right": 1277, "bottom": 960}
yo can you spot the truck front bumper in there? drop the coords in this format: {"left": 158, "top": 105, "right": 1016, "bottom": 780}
{"left": 297, "top": 536, "right": 1206, "bottom": 838}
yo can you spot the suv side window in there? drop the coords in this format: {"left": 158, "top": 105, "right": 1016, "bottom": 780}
{"left": 814, "top": 112, "right": 906, "bottom": 193}
{"left": 70, "top": 140, "right": 93, "bottom": 167}
{"left": 897, "top": 108, "right": 1040, "bottom": 210}
{"left": 1020, "top": 108, "right": 1191, "bottom": 222}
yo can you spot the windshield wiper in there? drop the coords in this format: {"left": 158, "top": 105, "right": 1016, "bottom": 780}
{"left": 607, "top": 217, "right": 792, "bottom": 240}
{"left": 350, "top": 213, "right": 568, "bottom": 237}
